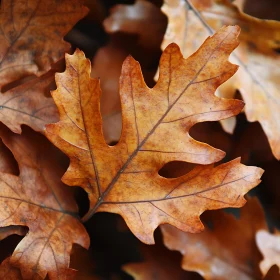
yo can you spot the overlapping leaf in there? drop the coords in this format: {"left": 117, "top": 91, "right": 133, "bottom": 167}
{"left": 0, "top": 73, "right": 58, "bottom": 134}
{"left": 46, "top": 26, "right": 263, "bottom": 244}
{"left": 0, "top": 0, "right": 88, "bottom": 89}
{"left": 256, "top": 230, "right": 280, "bottom": 277}
{"left": 0, "top": 126, "right": 89, "bottom": 280}
{"left": 123, "top": 243, "right": 202, "bottom": 280}
{"left": 160, "top": 0, "right": 280, "bottom": 158}
{"left": 103, "top": 0, "right": 167, "bottom": 49}
{"left": 161, "top": 197, "right": 267, "bottom": 279}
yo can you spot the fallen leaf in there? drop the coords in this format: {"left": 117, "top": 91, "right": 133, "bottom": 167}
{"left": 103, "top": 0, "right": 167, "bottom": 49}
{"left": 91, "top": 43, "right": 127, "bottom": 144}
{"left": 0, "top": 125, "right": 90, "bottom": 280}
{"left": 0, "top": 72, "right": 58, "bottom": 134}
{"left": 123, "top": 242, "right": 202, "bottom": 279}
{"left": 160, "top": 0, "right": 280, "bottom": 158}
{"left": 161, "top": 197, "right": 267, "bottom": 280}
{"left": 46, "top": 26, "right": 263, "bottom": 244}
{"left": 256, "top": 230, "right": 280, "bottom": 277}
{"left": 0, "top": 258, "right": 24, "bottom": 280}
{"left": 0, "top": 0, "right": 88, "bottom": 89}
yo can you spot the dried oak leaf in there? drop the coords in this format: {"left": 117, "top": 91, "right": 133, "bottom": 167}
{"left": 123, "top": 242, "right": 202, "bottom": 280}
{"left": 0, "top": 258, "right": 24, "bottom": 280}
{"left": 0, "top": 126, "right": 90, "bottom": 280}
{"left": 256, "top": 230, "right": 280, "bottom": 277}
{"left": 161, "top": 197, "right": 267, "bottom": 280}
{"left": 0, "top": 72, "right": 58, "bottom": 134}
{"left": 46, "top": 26, "right": 263, "bottom": 244}
{"left": 160, "top": 0, "right": 280, "bottom": 158}
{"left": 0, "top": 0, "right": 88, "bottom": 89}
{"left": 103, "top": 0, "right": 167, "bottom": 49}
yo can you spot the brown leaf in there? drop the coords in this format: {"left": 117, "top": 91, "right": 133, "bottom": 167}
{"left": 103, "top": 0, "right": 167, "bottom": 49}
{"left": 161, "top": 197, "right": 267, "bottom": 280}
{"left": 123, "top": 242, "right": 202, "bottom": 280}
{"left": 256, "top": 230, "right": 280, "bottom": 277}
{"left": 160, "top": 0, "right": 280, "bottom": 158}
{"left": 0, "top": 126, "right": 90, "bottom": 280}
{"left": 46, "top": 26, "right": 263, "bottom": 244}
{"left": 0, "top": 0, "right": 88, "bottom": 89}
{"left": 0, "top": 258, "right": 24, "bottom": 280}
{"left": 0, "top": 72, "right": 58, "bottom": 134}
{"left": 91, "top": 43, "right": 127, "bottom": 144}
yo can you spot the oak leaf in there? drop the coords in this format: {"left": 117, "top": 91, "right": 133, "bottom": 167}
{"left": 161, "top": 197, "right": 267, "bottom": 280}
{"left": 160, "top": 0, "right": 280, "bottom": 158}
{"left": 0, "top": 258, "right": 24, "bottom": 280}
{"left": 0, "top": 72, "right": 58, "bottom": 134}
{"left": 0, "top": 0, "right": 88, "bottom": 89}
{"left": 103, "top": 0, "right": 167, "bottom": 49}
{"left": 0, "top": 126, "right": 90, "bottom": 280}
{"left": 46, "top": 26, "right": 263, "bottom": 244}
{"left": 123, "top": 242, "right": 202, "bottom": 280}
{"left": 256, "top": 230, "right": 280, "bottom": 277}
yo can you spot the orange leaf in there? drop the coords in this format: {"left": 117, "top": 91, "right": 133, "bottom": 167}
{"left": 161, "top": 197, "right": 267, "bottom": 280}
{"left": 0, "top": 126, "right": 89, "bottom": 280}
{"left": 0, "top": 0, "right": 88, "bottom": 89}
{"left": 160, "top": 0, "right": 280, "bottom": 158}
{"left": 256, "top": 230, "right": 280, "bottom": 277}
{"left": 0, "top": 72, "right": 58, "bottom": 134}
{"left": 46, "top": 26, "right": 263, "bottom": 244}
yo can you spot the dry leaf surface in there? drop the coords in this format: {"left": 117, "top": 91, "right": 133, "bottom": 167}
{"left": 0, "top": 0, "right": 88, "bottom": 89}
{"left": 0, "top": 126, "right": 89, "bottom": 280}
{"left": 256, "top": 230, "right": 280, "bottom": 277}
{"left": 161, "top": 197, "right": 267, "bottom": 280}
{"left": 161, "top": 0, "right": 280, "bottom": 158}
{"left": 46, "top": 26, "right": 263, "bottom": 244}
{"left": 0, "top": 73, "right": 58, "bottom": 134}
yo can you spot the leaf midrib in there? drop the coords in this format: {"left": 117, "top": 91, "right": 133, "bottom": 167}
{"left": 82, "top": 29, "right": 234, "bottom": 221}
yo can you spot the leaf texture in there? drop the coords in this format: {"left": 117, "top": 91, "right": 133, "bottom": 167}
{"left": 161, "top": 197, "right": 267, "bottom": 280}
{"left": 46, "top": 26, "right": 263, "bottom": 244}
{"left": 0, "top": 72, "right": 58, "bottom": 133}
{"left": 0, "top": 126, "right": 89, "bottom": 280}
{"left": 0, "top": 0, "right": 88, "bottom": 89}
{"left": 160, "top": 0, "right": 280, "bottom": 158}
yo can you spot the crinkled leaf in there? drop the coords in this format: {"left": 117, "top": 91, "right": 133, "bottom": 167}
{"left": 46, "top": 26, "right": 263, "bottom": 244}
{"left": 161, "top": 197, "right": 267, "bottom": 280}
{"left": 160, "top": 0, "right": 280, "bottom": 158}
{"left": 0, "top": 126, "right": 89, "bottom": 280}
{"left": 0, "top": 0, "right": 88, "bottom": 88}
{"left": 0, "top": 72, "right": 58, "bottom": 133}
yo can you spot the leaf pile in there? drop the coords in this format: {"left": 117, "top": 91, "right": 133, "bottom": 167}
{"left": 0, "top": 0, "right": 279, "bottom": 279}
